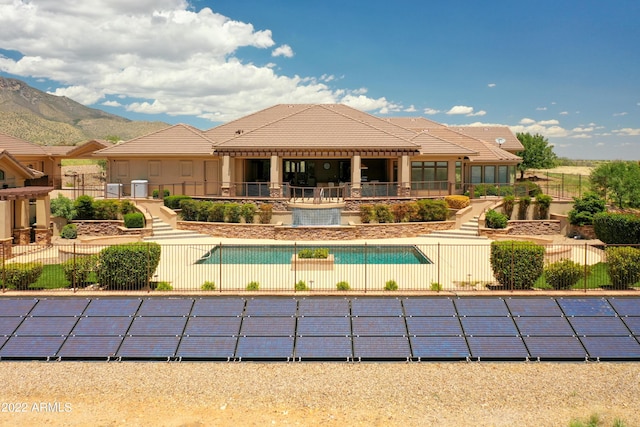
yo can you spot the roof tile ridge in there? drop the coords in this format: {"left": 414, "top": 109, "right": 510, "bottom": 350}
{"left": 411, "top": 130, "right": 479, "bottom": 154}
{"left": 206, "top": 104, "right": 313, "bottom": 134}
{"left": 177, "top": 123, "right": 219, "bottom": 146}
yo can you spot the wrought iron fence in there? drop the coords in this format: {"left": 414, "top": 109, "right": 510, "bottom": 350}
{"left": 2, "top": 242, "right": 638, "bottom": 294}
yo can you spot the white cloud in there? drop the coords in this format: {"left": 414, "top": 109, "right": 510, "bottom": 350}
{"left": 272, "top": 44, "right": 294, "bottom": 58}
{"left": 572, "top": 127, "right": 594, "bottom": 132}
{"left": 487, "top": 83, "right": 496, "bottom": 88}
{"left": 519, "top": 118, "right": 536, "bottom": 125}
{"left": 536, "top": 107, "right": 547, "bottom": 111}
{"left": 467, "top": 110, "right": 486, "bottom": 117}
{"left": 559, "top": 111, "right": 569, "bottom": 115}
{"left": 446, "top": 105, "right": 474, "bottom": 115}
{"left": 404, "top": 105, "right": 417, "bottom": 113}
{"left": 538, "top": 119, "right": 559, "bottom": 126}
{"left": 569, "top": 134, "right": 592, "bottom": 139}
{"left": 102, "top": 100, "right": 122, "bottom": 107}
{"left": 423, "top": 108, "right": 440, "bottom": 115}
{"left": 510, "top": 118, "right": 570, "bottom": 138}
{"left": 613, "top": 128, "right": 640, "bottom": 136}
{"left": 613, "top": 112, "right": 628, "bottom": 117}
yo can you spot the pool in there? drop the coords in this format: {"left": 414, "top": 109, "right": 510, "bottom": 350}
{"left": 195, "top": 245, "right": 432, "bottom": 265}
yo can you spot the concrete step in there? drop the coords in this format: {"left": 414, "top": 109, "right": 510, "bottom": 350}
{"left": 421, "top": 230, "right": 487, "bottom": 240}
{"left": 144, "top": 217, "right": 211, "bottom": 241}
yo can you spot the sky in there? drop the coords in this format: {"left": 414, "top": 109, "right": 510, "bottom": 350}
{"left": 0, "top": 0, "right": 638, "bottom": 160}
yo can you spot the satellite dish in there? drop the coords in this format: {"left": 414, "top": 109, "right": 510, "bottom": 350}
{"left": 495, "top": 137, "right": 506, "bottom": 146}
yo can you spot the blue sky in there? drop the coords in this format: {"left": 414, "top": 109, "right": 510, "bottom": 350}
{"left": 0, "top": 0, "right": 638, "bottom": 160}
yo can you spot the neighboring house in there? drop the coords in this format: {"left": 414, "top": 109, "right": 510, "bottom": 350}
{"left": 95, "top": 104, "right": 523, "bottom": 200}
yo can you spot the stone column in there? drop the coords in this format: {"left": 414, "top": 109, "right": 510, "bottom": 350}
{"left": 397, "top": 155, "right": 411, "bottom": 197}
{"left": 34, "top": 196, "right": 52, "bottom": 245}
{"left": 269, "top": 155, "right": 282, "bottom": 198}
{"left": 221, "top": 155, "right": 232, "bottom": 196}
{"left": 13, "top": 199, "right": 31, "bottom": 245}
{"left": 350, "top": 155, "right": 362, "bottom": 198}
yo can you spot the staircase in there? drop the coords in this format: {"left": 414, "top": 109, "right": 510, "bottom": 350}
{"left": 143, "top": 217, "right": 212, "bottom": 241}
{"left": 421, "top": 216, "right": 487, "bottom": 240}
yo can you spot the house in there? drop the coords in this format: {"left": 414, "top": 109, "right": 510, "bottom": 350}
{"left": 95, "top": 104, "right": 523, "bottom": 201}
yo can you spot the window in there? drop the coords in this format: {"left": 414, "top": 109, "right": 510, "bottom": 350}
{"left": 114, "top": 161, "right": 129, "bottom": 177}
{"left": 455, "top": 161, "right": 462, "bottom": 189}
{"left": 411, "top": 161, "right": 448, "bottom": 190}
{"left": 484, "top": 166, "right": 496, "bottom": 184}
{"left": 470, "top": 166, "right": 482, "bottom": 184}
{"left": 0, "top": 169, "right": 4, "bottom": 180}
{"left": 148, "top": 161, "right": 161, "bottom": 177}
{"left": 498, "top": 165, "right": 508, "bottom": 184}
{"left": 180, "top": 161, "right": 193, "bottom": 177}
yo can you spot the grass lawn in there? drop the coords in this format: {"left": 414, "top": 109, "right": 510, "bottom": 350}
{"left": 534, "top": 262, "right": 640, "bottom": 290}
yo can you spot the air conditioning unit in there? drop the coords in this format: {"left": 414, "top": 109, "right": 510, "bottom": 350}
{"left": 105, "top": 183, "right": 123, "bottom": 198}
{"left": 131, "top": 180, "right": 148, "bottom": 198}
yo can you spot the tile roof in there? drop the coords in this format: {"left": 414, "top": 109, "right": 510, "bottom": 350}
{"left": 384, "top": 117, "right": 447, "bottom": 130}
{"left": 419, "top": 128, "right": 521, "bottom": 162}
{"left": 0, "top": 149, "right": 36, "bottom": 178}
{"left": 0, "top": 132, "right": 48, "bottom": 156}
{"left": 95, "top": 124, "right": 216, "bottom": 156}
{"left": 450, "top": 126, "right": 524, "bottom": 152}
{"left": 409, "top": 132, "right": 478, "bottom": 156}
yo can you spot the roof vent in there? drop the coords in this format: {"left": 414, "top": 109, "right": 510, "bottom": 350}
{"left": 235, "top": 129, "right": 244, "bottom": 135}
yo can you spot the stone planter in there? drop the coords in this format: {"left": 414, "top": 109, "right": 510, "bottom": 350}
{"left": 291, "top": 254, "right": 335, "bottom": 271}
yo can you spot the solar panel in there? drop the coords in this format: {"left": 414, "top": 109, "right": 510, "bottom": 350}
{"left": 467, "top": 336, "right": 528, "bottom": 360}
{"left": 15, "top": 317, "right": 78, "bottom": 336}
{"left": 235, "top": 336, "right": 294, "bottom": 359}
{"left": 0, "top": 317, "right": 23, "bottom": 336}
{"left": 298, "top": 298, "right": 350, "bottom": 317}
{"left": 557, "top": 298, "right": 616, "bottom": 317}
{"left": 402, "top": 298, "right": 456, "bottom": 317}
{"left": 137, "top": 298, "right": 194, "bottom": 316}
{"left": 176, "top": 336, "right": 238, "bottom": 359}
{"left": 57, "top": 336, "right": 123, "bottom": 359}
{"left": 30, "top": 298, "right": 89, "bottom": 317}
{"left": 0, "top": 336, "right": 65, "bottom": 358}
{"left": 191, "top": 298, "right": 245, "bottom": 317}
{"left": 296, "top": 317, "right": 351, "bottom": 336}
{"left": 353, "top": 336, "right": 411, "bottom": 360}
{"left": 460, "top": 317, "right": 519, "bottom": 336}
{"left": 514, "top": 317, "right": 575, "bottom": 336}
{"left": 184, "top": 317, "right": 242, "bottom": 336}
{"left": 240, "top": 317, "right": 295, "bottom": 336}
{"left": 622, "top": 317, "right": 640, "bottom": 335}
{"left": 608, "top": 298, "right": 640, "bottom": 317}
{"left": 568, "top": 317, "right": 631, "bottom": 336}
{"left": 409, "top": 336, "right": 470, "bottom": 359}
{"left": 405, "top": 317, "right": 462, "bottom": 336}
{"left": 0, "top": 298, "right": 37, "bottom": 316}
{"left": 295, "top": 336, "right": 353, "bottom": 360}
{"left": 84, "top": 298, "right": 141, "bottom": 316}
{"left": 352, "top": 317, "right": 407, "bottom": 336}
{"left": 454, "top": 298, "right": 509, "bottom": 317}
{"left": 244, "top": 298, "right": 297, "bottom": 316}
{"left": 524, "top": 336, "right": 587, "bottom": 360}
{"left": 580, "top": 336, "right": 640, "bottom": 359}
{"left": 505, "top": 298, "right": 562, "bottom": 317}
{"left": 351, "top": 298, "right": 403, "bottom": 317}
{"left": 128, "top": 317, "right": 188, "bottom": 336}
{"left": 117, "top": 336, "right": 180, "bottom": 359}
{"left": 72, "top": 317, "right": 133, "bottom": 336}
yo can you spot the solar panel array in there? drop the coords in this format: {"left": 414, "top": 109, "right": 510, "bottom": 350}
{"left": 0, "top": 296, "right": 639, "bottom": 361}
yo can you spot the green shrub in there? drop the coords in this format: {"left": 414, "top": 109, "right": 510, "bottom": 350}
{"left": 60, "top": 223, "right": 78, "bottom": 239}
{"left": 152, "top": 189, "right": 170, "bottom": 199}
{"left": 568, "top": 192, "right": 606, "bottom": 226}
{"left": 605, "top": 246, "right": 640, "bottom": 289}
{"left": 534, "top": 194, "right": 552, "bottom": 219}
{"left": 225, "top": 203, "right": 242, "bottom": 223}
{"left": 544, "top": 259, "right": 586, "bottom": 290}
{"left": 155, "top": 281, "right": 173, "bottom": 291}
{"left": 164, "top": 195, "right": 192, "bottom": 210}
{"left": 119, "top": 199, "right": 137, "bottom": 216}
{"left": 178, "top": 199, "right": 199, "bottom": 221}
{"left": 258, "top": 204, "right": 273, "bottom": 224}
{"left": 1, "top": 262, "right": 44, "bottom": 290}
{"left": 374, "top": 204, "right": 393, "bottom": 223}
{"left": 295, "top": 280, "right": 309, "bottom": 291}
{"left": 97, "top": 243, "right": 161, "bottom": 290}
{"left": 485, "top": 209, "right": 509, "bottom": 229}
{"left": 74, "top": 195, "right": 95, "bottom": 220}
{"left": 593, "top": 212, "right": 640, "bottom": 245}
{"left": 246, "top": 281, "right": 260, "bottom": 291}
{"left": 50, "top": 194, "right": 76, "bottom": 220}
{"left": 416, "top": 199, "right": 448, "bottom": 221}
{"left": 201, "top": 281, "right": 216, "bottom": 291}
{"left": 61, "top": 254, "right": 98, "bottom": 286}
{"left": 384, "top": 280, "right": 398, "bottom": 291}
{"left": 430, "top": 282, "right": 443, "bottom": 291}
{"left": 92, "top": 199, "right": 120, "bottom": 220}
{"left": 490, "top": 240, "right": 545, "bottom": 289}
{"left": 474, "top": 184, "right": 499, "bottom": 197}
{"left": 208, "top": 202, "right": 226, "bottom": 222}
{"left": 240, "top": 203, "right": 257, "bottom": 224}
{"left": 123, "top": 212, "right": 145, "bottom": 228}
{"left": 517, "top": 196, "right": 531, "bottom": 220}
{"left": 298, "top": 248, "right": 329, "bottom": 259}
{"left": 336, "top": 281, "right": 350, "bottom": 291}
{"left": 502, "top": 195, "right": 515, "bottom": 219}
{"left": 514, "top": 181, "right": 542, "bottom": 197}
{"left": 359, "top": 204, "right": 374, "bottom": 223}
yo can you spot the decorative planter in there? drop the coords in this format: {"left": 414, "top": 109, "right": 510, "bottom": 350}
{"left": 291, "top": 254, "right": 335, "bottom": 271}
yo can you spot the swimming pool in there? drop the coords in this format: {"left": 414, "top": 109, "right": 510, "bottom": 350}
{"left": 195, "top": 245, "right": 432, "bottom": 265}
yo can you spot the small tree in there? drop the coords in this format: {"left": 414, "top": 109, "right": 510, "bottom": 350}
{"left": 516, "top": 132, "right": 557, "bottom": 180}
{"left": 589, "top": 161, "right": 640, "bottom": 209}
{"left": 517, "top": 196, "right": 531, "bottom": 220}
{"left": 50, "top": 194, "right": 76, "bottom": 220}
{"left": 485, "top": 209, "right": 508, "bottom": 229}
{"left": 502, "top": 195, "right": 515, "bottom": 219}
{"left": 240, "top": 203, "right": 257, "bottom": 224}
{"left": 605, "top": 246, "right": 640, "bottom": 289}
{"left": 490, "top": 240, "right": 545, "bottom": 289}
{"left": 544, "top": 259, "right": 586, "bottom": 290}
{"left": 568, "top": 192, "right": 606, "bottom": 226}
{"left": 74, "top": 195, "right": 95, "bottom": 220}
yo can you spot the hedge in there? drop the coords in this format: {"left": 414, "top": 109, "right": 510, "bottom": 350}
{"left": 164, "top": 195, "right": 192, "bottom": 210}
{"left": 485, "top": 209, "right": 508, "bottom": 229}
{"left": 593, "top": 212, "right": 640, "bottom": 244}
{"left": 544, "top": 259, "right": 585, "bottom": 290}
{"left": 1, "top": 262, "right": 44, "bottom": 290}
{"left": 61, "top": 255, "right": 99, "bottom": 286}
{"left": 605, "top": 246, "right": 640, "bottom": 289}
{"left": 97, "top": 243, "right": 161, "bottom": 290}
{"left": 124, "top": 212, "right": 145, "bottom": 228}
{"left": 490, "top": 240, "right": 545, "bottom": 289}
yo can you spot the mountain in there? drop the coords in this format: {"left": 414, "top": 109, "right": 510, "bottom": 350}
{"left": 0, "top": 76, "right": 170, "bottom": 144}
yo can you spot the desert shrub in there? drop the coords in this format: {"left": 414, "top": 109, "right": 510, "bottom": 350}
{"left": 391, "top": 202, "right": 412, "bottom": 222}
{"left": 406, "top": 202, "right": 421, "bottom": 222}
{"left": 534, "top": 194, "right": 553, "bottom": 219}
{"left": 514, "top": 181, "right": 542, "bottom": 197}
{"left": 61, "top": 255, "right": 98, "bottom": 286}
{"left": 593, "top": 212, "right": 640, "bottom": 245}
{"left": 2, "top": 262, "right": 44, "bottom": 290}
{"left": 374, "top": 204, "right": 393, "bottom": 223}
{"left": 485, "top": 209, "right": 509, "bottom": 229}
{"left": 123, "top": 212, "right": 145, "bottom": 228}
{"left": 155, "top": 281, "right": 173, "bottom": 291}
{"left": 359, "top": 204, "right": 375, "bottom": 223}
{"left": 240, "top": 203, "right": 257, "bottom": 224}
{"left": 74, "top": 195, "right": 95, "bottom": 220}
{"left": 119, "top": 199, "right": 137, "bottom": 216}
{"left": 490, "top": 240, "right": 545, "bottom": 289}
{"left": 246, "top": 281, "right": 260, "bottom": 291}
{"left": 295, "top": 280, "right": 309, "bottom": 291}
{"left": 444, "top": 195, "right": 470, "bottom": 210}
{"left": 416, "top": 199, "right": 448, "bottom": 221}
{"left": 384, "top": 280, "right": 398, "bottom": 291}
{"left": 164, "top": 195, "right": 192, "bottom": 210}
{"left": 474, "top": 184, "right": 499, "bottom": 197}
{"left": 605, "top": 246, "right": 640, "bottom": 289}
{"left": 60, "top": 223, "right": 78, "bottom": 239}
{"left": 92, "top": 199, "right": 120, "bottom": 220}
{"left": 336, "top": 281, "right": 350, "bottom": 291}
{"left": 178, "top": 199, "right": 199, "bottom": 221}
{"left": 517, "top": 196, "right": 531, "bottom": 220}
{"left": 544, "top": 259, "right": 586, "bottom": 290}
{"left": 50, "top": 194, "right": 76, "bottom": 220}
{"left": 430, "top": 282, "right": 443, "bottom": 291}
{"left": 502, "top": 195, "right": 515, "bottom": 219}
{"left": 208, "top": 202, "right": 226, "bottom": 222}
{"left": 568, "top": 192, "right": 606, "bottom": 226}
{"left": 258, "top": 204, "right": 273, "bottom": 224}
{"left": 225, "top": 203, "right": 242, "bottom": 223}
{"left": 201, "top": 281, "right": 216, "bottom": 291}
{"left": 97, "top": 243, "right": 161, "bottom": 290}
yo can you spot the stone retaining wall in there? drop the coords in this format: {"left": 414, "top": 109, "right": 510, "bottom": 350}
{"left": 73, "top": 220, "right": 152, "bottom": 238}
{"left": 479, "top": 220, "right": 561, "bottom": 237}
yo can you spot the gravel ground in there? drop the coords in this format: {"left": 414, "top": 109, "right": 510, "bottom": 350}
{"left": 0, "top": 362, "right": 638, "bottom": 426}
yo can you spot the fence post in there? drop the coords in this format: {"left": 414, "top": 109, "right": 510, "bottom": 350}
{"left": 437, "top": 243, "right": 441, "bottom": 293}
{"left": 146, "top": 242, "right": 151, "bottom": 293}
{"left": 510, "top": 241, "right": 515, "bottom": 292}
{"left": 583, "top": 242, "right": 588, "bottom": 293}
{"left": 294, "top": 242, "right": 297, "bottom": 292}
{"left": 364, "top": 242, "right": 367, "bottom": 293}
{"left": 219, "top": 242, "right": 222, "bottom": 292}
{"left": 72, "top": 242, "right": 77, "bottom": 293}
{"left": 2, "top": 253, "right": 5, "bottom": 293}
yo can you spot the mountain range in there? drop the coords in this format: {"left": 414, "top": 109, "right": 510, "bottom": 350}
{"left": 0, "top": 76, "right": 169, "bottom": 145}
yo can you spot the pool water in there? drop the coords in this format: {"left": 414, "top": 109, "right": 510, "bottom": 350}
{"left": 195, "top": 245, "right": 431, "bottom": 265}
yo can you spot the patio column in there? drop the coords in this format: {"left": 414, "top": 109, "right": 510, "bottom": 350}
{"left": 269, "top": 154, "right": 282, "bottom": 198}
{"left": 34, "top": 196, "right": 51, "bottom": 245}
{"left": 221, "top": 155, "right": 232, "bottom": 196}
{"left": 12, "top": 199, "right": 30, "bottom": 245}
{"left": 351, "top": 155, "right": 362, "bottom": 197}
{"left": 398, "top": 155, "right": 411, "bottom": 197}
